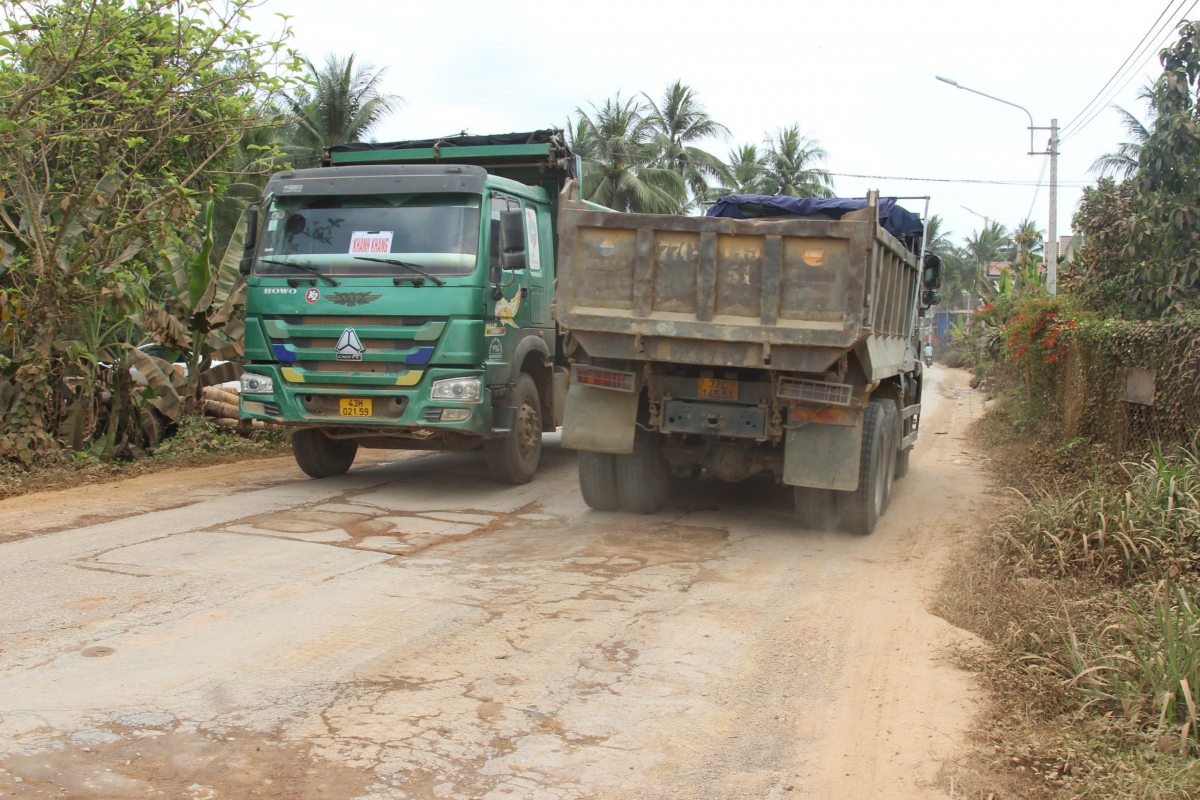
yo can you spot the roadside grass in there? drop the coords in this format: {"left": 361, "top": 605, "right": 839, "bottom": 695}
{"left": 939, "top": 399, "right": 1200, "bottom": 798}
{"left": 0, "top": 417, "right": 288, "bottom": 501}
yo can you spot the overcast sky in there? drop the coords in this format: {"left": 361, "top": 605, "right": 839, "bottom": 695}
{"left": 255, "top": 0, "right": 1172, "bottom": 248}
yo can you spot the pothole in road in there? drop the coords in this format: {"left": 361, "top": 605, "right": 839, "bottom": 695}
{"left": 0, "top": 727, "right": 376, "bottom": 800}
{"left": 220, "top": 496, "right": 564, "bottom": 560}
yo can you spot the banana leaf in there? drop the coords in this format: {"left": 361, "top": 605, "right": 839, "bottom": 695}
{"left": 201, "top": 360, "right": 242, "bottom": 387}
{"left": 135, "top": 299, "right": 190, "bottom": 350}
{"left": 126, "top": 346, "right": 183, "bottom": 421}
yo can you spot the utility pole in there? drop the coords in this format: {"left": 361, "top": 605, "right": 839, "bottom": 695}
{"left": 1047, "top": 119, "right": 1058, "bottom": 296}
{"left": 936, "top": 77, "right": 1058, "bottom": 296}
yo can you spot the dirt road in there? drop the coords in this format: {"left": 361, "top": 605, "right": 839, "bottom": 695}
{"left": 0, "top": 367, "right": 988, "bottom": 800}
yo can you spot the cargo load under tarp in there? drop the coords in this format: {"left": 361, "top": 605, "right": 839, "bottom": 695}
{"left": 707, "top": 195, "right": 923, "bottom": 253}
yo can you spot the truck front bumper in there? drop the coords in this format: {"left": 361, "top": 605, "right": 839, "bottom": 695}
{"left": 238, "top": 364, "right": 493, "bottom": 436}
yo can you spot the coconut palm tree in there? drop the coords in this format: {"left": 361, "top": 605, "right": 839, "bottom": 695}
{"left": 1089, "top": 106, "right": 1151, "bottom": 179}
{"left": 1090, "top": 86, "right": 1155, "bottom": 179}
{"left": 641, "top": 81, "right": 731, "bottom": 208}
{"left": 571, "top": 94, "right": 685, "bottom": 214}
{"left": 719, "top": 144, "right": 771, "bottom": 195}
{"left": 964, "top": 222, "right": 1013, "bottom": 295}
{"left": 924, "top": 214, "right": 955, "bottom": 258}
{"left": 1013, "top": 218, "right": 1044, "bottom": 265}
{"left": 759, "top": 125, "right": 834, "bottom": 198}
{"left": 278, "top": 54, "right": 403, "bottom": 168}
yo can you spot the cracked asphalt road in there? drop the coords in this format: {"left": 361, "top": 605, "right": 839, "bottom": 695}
{"left": 0, "top": 367, "right": 988, "bottom": 799}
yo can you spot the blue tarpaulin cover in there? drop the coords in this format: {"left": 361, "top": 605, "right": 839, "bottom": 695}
{"left": 706, "top": 195, "right": 923, "bottom": 250}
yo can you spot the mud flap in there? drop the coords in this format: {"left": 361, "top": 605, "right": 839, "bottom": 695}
{"left": 783, "top": 418, "right": 864, "bottom": 490}
{"left": 561, "top": 384, "right": 638, "bottom": 454}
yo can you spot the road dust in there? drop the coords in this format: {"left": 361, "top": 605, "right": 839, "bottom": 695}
{"left": 0, "top": 367, "right": 990, "bottom": 799}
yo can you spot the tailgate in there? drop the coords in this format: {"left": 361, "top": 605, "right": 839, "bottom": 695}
{"left": 557, "top": 195, "right": 883, "bottom": 372}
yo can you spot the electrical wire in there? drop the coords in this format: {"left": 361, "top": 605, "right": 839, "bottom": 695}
{"left": 1026, "top": 155, "right": 1050, "bottom": 220}
{"left": 1059, "top": 0, "right": 1183, "bottom": 135}
{"left": 825, "top": 170, "right": 1089, "bottom": 188}
{"left": 1061, "top": 0, "right": 1200, "bottom": 142}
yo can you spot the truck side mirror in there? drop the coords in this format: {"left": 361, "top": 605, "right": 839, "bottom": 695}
{"left": 922, "top": 289, "right": 942, "bottom": 306}
{"left": 922, "top": 253, "right": 943, "bottom": 290}
{"left": 499, "top": 210, "right": 526, "bottom": 271}
{"left": 243, "top": 207, "right": 259, "bottom": 252}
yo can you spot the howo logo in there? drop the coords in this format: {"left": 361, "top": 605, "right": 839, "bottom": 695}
{"left": 335, "top": 328, "right": 364, "bottom": 361}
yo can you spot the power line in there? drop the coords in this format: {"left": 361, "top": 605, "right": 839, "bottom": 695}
{"left": 826, "top": 170, "right": 1090, "bottom": 188}
{"left": 1062, "top": 0, "right": 1200, "bottom": 142}
{"left": 1059, "top": 0, "right": 1182, "bottom": 135}
{"left": 1026, "top": 155, "right": 1050, "bottom": 220}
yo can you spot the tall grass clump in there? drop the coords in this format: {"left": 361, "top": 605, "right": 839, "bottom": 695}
{"left": 941, "top": 439, "right": 1200, "bottom": 796}
{"left": 998, "top": 443, "right": 1200, "bottom": 584}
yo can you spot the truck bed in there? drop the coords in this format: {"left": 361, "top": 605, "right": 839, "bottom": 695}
{"left": 556, "top": 188, "right": 921, "bottom": 377}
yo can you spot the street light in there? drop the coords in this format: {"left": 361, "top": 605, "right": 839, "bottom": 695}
{"left": 936, "top": 76, "right": 1058, "bottom": 295}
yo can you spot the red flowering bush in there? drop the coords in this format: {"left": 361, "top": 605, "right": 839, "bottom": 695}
{"left": 1003, "top": 300, "right": 1076, "bottom": 364}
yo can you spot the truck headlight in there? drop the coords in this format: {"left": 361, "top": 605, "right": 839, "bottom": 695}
{"left": 430, "top": 376, "right": 481, "bottom": 403}
{"left": 241, "top": 372, "right": 274, "bottom": 395}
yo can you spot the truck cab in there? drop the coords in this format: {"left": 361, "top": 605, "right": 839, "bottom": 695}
{"left": 238, "top": 131, "right": 575, "bottom": 483}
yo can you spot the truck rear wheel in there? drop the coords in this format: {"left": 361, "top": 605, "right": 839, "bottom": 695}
{"left": 836, "top": 401, "right": 890, "bottom": 535}
{"left": 894, "top": 448, "right": 911, "bottom": 479}
{"left": 795, "top": 487, "right": 836, "bottom": 530}
{"left": 876, "top": 400, "right": 899, "bottom": 510}
{"left": 291, "top": 428, "right": 358, "bottom": 479}
{"left": 616, "top": 428, "right": 669, "bottom": 514}
{"left": 484, "top": 373, "right": 542, "bottom": 485}
{"left": 578, "top": 451, "right": 621, "bottom": 511}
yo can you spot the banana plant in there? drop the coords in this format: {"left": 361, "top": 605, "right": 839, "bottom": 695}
{"left": 128, "top": 202, "right": 248, "bottom": 422}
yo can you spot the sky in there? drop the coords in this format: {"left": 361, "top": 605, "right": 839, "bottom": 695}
{"left": 254, "top": 0, "right": 1174, "bottom": 250}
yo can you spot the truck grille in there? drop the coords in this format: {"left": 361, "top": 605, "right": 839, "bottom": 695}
{"left": 299, "top": 394, "right": 407, "bottom": 419}
{"left": 776, "top": 377, "right": 853, "bottom": 406}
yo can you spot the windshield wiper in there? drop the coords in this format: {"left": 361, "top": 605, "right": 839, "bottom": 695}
{"left": 256, "top": 258, "right": 341, "bottom": 286}
{"left": 352, "top": 256, "right": 446, "bottom": 287}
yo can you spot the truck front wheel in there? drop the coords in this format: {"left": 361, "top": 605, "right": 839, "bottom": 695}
{"left": 616, "top": 428, "right": 670, "bottom": 514}
{"left": 291, "top": 428, "right": 358, "bottom": 479}
{"left": 484, "top": 373, "right": 542, "bottom": 485}
{"left": 578, "top": 451, "right": 621, "bottom": 511}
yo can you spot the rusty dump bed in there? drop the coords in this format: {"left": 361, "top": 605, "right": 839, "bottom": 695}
{"left": 556, "top": 188, "right": 921, "bottom": 378}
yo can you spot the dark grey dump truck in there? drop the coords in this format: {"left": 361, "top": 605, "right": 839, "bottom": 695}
{"left": 555, "top": 185, "right": 943, "bottom": 534}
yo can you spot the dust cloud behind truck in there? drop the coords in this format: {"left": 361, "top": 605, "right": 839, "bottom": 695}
{"left": 554, "top": 186, "right": 943, "bottom": 534}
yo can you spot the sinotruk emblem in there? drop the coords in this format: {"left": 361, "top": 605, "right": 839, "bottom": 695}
{"left": 328, "top": 291, "right": 382, "bottom": 307}
{"left": 335, "top": 328, "right": 364, "bottom": 361}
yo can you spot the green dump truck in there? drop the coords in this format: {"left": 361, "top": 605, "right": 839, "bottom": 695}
{"left": 555, "top": 186, "right": 943, "bottom": 534}
{"left": 237, "top": 131, "right": 576, "bottom": 483}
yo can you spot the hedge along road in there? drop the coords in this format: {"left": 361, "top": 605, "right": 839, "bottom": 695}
{"left": 0, "top": 367, "right": 989, "bottom": 800}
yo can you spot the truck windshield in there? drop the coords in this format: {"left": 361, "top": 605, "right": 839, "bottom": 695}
{"left": 254, "top": 193, "right": 481, "bottom": 277}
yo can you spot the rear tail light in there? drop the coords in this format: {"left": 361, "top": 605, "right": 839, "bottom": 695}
{"left": 571, "top": 365, "right": 636, "bottom": 392}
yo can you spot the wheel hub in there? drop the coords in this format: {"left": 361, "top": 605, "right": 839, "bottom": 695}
{"left": 515, "top": 400, "right": 540, "bottom": 459}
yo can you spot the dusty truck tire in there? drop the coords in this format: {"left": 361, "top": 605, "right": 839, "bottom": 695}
{"left": 291, "top": 428, "right": 358, "bottom": 479}
{"left": 484, "top": 373, "right": 542, "bottom": 485}
{"left": 836, "top": 401, "right": 889, "bottom": 535}
{"left": 578, "top": 451, "right": 621, "bottom": 511}
{"left": 795, "top": 487, "right": 836, "bottom": 530}
{"left": 616, "top": 428, "right": 670, "bottom": 514}
{"left": 894, "top": 447, "right": 912, "bottom": 479}
{"left": 876, "top": 400, "right": 899, "bottom": 510}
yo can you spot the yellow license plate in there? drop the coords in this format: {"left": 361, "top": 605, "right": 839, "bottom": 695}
{"left": 698, "top": 378, "right": 738, "bottom": 400}
{"left": 339, "top": 397, "right": 372, "bottom": 417}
